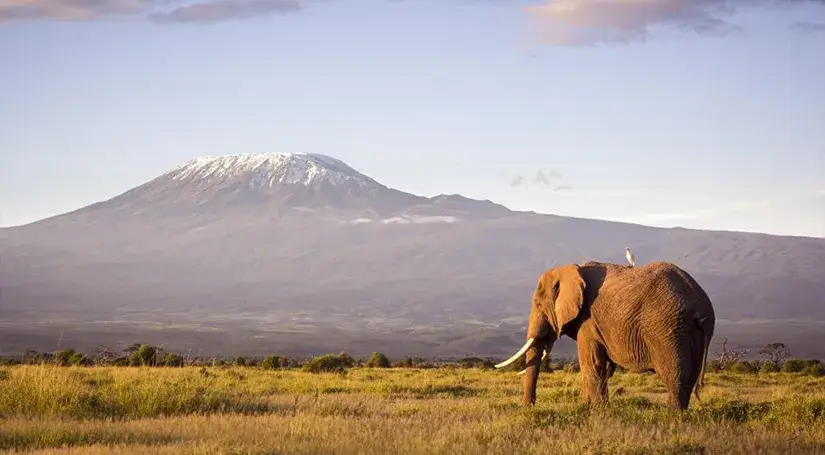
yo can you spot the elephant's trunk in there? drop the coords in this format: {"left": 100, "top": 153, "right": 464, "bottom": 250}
{"left": 523, "top": 338, "right": 552, "bottom": 405}
{"left": 522, "top": 315, "right": 554, "bottom": 405}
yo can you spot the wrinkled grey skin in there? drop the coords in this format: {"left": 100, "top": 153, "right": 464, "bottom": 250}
{"left": 516, "top": 261, "right": 715, "bottom": 410}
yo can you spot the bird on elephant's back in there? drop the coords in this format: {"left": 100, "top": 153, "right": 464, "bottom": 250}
{"left": 495, "top": 260, "right": 715, "bottom": 410}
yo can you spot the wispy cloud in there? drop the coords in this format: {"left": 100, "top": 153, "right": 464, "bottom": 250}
{"left": 508, "top": 169, "right": 565, "bottom": 188}
{"left": 0, "top": 0, "right": 302, "bottom": 24}
{"left": 790, "top": 21, "right": 825, "bottom": 33}
{"left": 553, "top": 185, "right": 573, "bottom": 192}
{"left": 533, "top": 170, "right": 551, "bottom": 186}
{"left": 150, "top": 0, "right": 301, "bottom": 24}
{"left": 509, "top": 175, "right": 526, "bottom": 187}
{"left": 527, "top": 0, "right": 825, "bottom": 46}
{"left": 0, "top": 0, "right": 146, "bottom": 22}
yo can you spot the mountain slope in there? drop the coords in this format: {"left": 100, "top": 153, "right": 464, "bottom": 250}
{"left": 1, "top": 153, "right": 824, "bottom": 356}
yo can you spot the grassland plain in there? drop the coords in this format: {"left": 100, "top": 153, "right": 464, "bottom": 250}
{"left": 1, "top": 365, "right": 824, "bottom": 454}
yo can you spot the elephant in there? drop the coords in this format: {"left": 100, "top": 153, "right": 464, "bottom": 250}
{"left": 494, "top": 261, "right": 715, "bottom": 410}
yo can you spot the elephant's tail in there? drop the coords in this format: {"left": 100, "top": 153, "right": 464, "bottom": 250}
{"left": 693, "top": 319, "right": 713, "bottom": 401}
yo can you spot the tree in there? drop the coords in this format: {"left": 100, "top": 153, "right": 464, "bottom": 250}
{"left": 758, "top": 342, "right": 791, "bottom": 363}
{"left": 366, "top": 352, "right": 391, "bottom": 368}
{"left": 716, "top": 338, "right": 748, "bottom": 368}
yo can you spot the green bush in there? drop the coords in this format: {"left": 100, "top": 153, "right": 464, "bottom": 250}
{"left": 302, "top": 352, "right": 355, "bottom": 374}
{"left": 366, "top": 352, "right": 391, "bottom": 368}
{"left": 782, "top": 360, "right": 805, "bottom": 373}
{"left": 760, "top": 361, "right": 780, "bottom": 373}
{"left": 127, "top": 345, "right": 158, "bottom": 366}
{"left": 391, "top": 357, "right": 433, "bottom": 369}
{"left": 53, "top": 349, "right": 89, "bottom": 367}
{"left": 729, "top": 361, "right": 758, "bottom": 374}
{"left": 705, "top": 360, "right": 722, "bottom": 373}
{"left": 802, "top": 362, "right": 825, "bottom": 377}
{"left": 161, "top": 353, "right": 184, "bottom": 367}
{"left": 261, "top": 355, "right": 286, "bottom": 370}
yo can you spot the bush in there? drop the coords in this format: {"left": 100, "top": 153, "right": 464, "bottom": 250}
{"left": 234, "top": 357, "right": 247, "bottom": 366}
{"left": 782, "top": 360, "right": 805, "bottom": 373}
{"left": 457, "top": 357, "right": 493, "bottom": 369}
{"left": 128, "top": 345, "right": 159, "bottom": 366}
{"left": 161, "top": 353, "right": 184, "bottom": 367}
{"left": 705, "top": 360, "right": 722, "bottom": 373}
{"left": 392, "top": 357, "right": 432, "bottom": 368}
{"left": 261, "top": 355, "right": 286, "bottom": 370}
{"left": 729, "top": 361, "right": 758, "bottom": 374}
{"left": 802, "top": 362, "right": 825, "bottom": 377}
{"left": 302, "top": 352, "right": 355, "bottom": 374}
{"left": 366, "top": 352, "right": 391, "bottom": 368}
{"left": 760, "top": 361, "right": 780, "bottom": 373}
{"left": 53, "top": 349, "right": 89, "bottom": 367}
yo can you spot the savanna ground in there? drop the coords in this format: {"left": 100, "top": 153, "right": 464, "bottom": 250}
{"left": 1, "top": 364, "right": 824, "bottom": 454}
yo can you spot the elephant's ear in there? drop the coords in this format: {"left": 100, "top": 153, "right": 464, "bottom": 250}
{"left": 552, "top": 264, "right": 586, "bottom": 336}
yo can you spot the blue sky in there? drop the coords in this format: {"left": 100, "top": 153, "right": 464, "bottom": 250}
{"left": 1, "top": 0, "right": 824, "bottom": 237}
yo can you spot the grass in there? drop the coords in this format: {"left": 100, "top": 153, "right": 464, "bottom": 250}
{"left": 1, "top": 365, "right": 824, "bottom": 454}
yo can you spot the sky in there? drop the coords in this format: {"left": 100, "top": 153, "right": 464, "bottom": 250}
{"left": 0, "top": 0, "right": 824, "bottom": 237}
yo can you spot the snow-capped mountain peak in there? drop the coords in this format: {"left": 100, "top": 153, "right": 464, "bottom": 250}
{"left": 165, "top": 153, "right": 381, "bottom": 189}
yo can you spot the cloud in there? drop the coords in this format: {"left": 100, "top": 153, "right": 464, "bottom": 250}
{"left": 533, "top": 170, "right": 551, "bottom": 186}
{"left": 0, "top": 0, "right": 301, "bottom": 24}
{"left": 509, "top": 169, "right": 564, "bottom": 187}
{"left": 527, "top": 0, "right": 825, "bottom": 46}
{"left": 0, "top": 0, "right": 147, "bottom": 22}
{"left": 790, "top": 21, "right": 825, "bottom": 33}
{"left": 553, "top": 185, "right": 573, "bottom": 192}
{"left": 149, "top": 0, "right": 301, "bottom": 23}
{"left": 509, "top": 175, "right": 526, "bottom": 187}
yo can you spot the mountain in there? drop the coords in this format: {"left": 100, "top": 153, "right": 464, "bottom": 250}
{"left": 2, "top": 152, "right": 824, "bottom": 358}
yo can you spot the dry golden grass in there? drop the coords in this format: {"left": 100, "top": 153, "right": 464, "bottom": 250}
{"left": 1, "top": 365, "right": 823, "bottom": 454}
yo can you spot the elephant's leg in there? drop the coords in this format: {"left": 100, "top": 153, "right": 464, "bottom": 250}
{"left": 651, "top": 342, "right": 693, "bottom": 410}
{"left": 577, "top": 338, "right": 610, "bottom": 404}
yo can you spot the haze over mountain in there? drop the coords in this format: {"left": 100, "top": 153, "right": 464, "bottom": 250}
{"left": 1, "top": 153, "right": 824, "bottom": 358}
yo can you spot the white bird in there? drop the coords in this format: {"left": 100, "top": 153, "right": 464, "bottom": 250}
{"left": 625, "top": 247, "right": 636, "bottom": 267}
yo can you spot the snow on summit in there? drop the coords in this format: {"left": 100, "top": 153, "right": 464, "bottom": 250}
{"left": 166, "top": 153, "right": 380, "bottom": 189}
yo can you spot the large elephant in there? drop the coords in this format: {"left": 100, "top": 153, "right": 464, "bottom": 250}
{"left": 494, "top": 261, "right": 715, "bottom": 410}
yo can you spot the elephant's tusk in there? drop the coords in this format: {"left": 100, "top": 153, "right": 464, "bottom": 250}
{"left": 516, "top": 350, "right": 548, "bottom": 375}
{"left": 494, "top": 337, "right": 536, "bottom": 369}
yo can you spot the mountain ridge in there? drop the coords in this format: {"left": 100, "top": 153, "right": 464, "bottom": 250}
{"left": 1, "top": 153, "right": 824, "bottom": 357}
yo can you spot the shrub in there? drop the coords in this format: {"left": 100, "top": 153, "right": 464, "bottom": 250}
{"left": 366, "top": 352, "right": 391, "bottom": 368}
{"left": 802, "top": 362, "right": 825, "bottom": 377}
{"left": 392, "top": 357, "right": 432, "bottom": 368}
{"left": 261, "top": 355, "right": 285, "bottom": 370}
{"left": 235, "top": 357, "right": 247, "bottom": 366}
{"left": 161, "top": 353, "right": 184, "bottom": 367}
{"left": 457, "top": 357, "right": 493, "bottom": 369}
{"left": 705, "top": 360, "right": 722, "bottom": 373}
{"left": 53, "top": 349, "right": 89, "bottom": 367}
{"left": 782, "top": 360, "right": 805, "bottom": 373}
{"left": 302, "top": 352, "right": 355, "bottom": 374}
{"left": 128, "top": 345, "right": 159, "bottom": 366}
{"left": 760, "top": 361, "right": 780, "bottom": 373}
{"left": 729, "top": 361, "right": 758, "bottom": 374}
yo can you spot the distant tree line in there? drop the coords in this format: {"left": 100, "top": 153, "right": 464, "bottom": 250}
{"left": 1, "top": 340, "right": 822, "bottom": 377}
